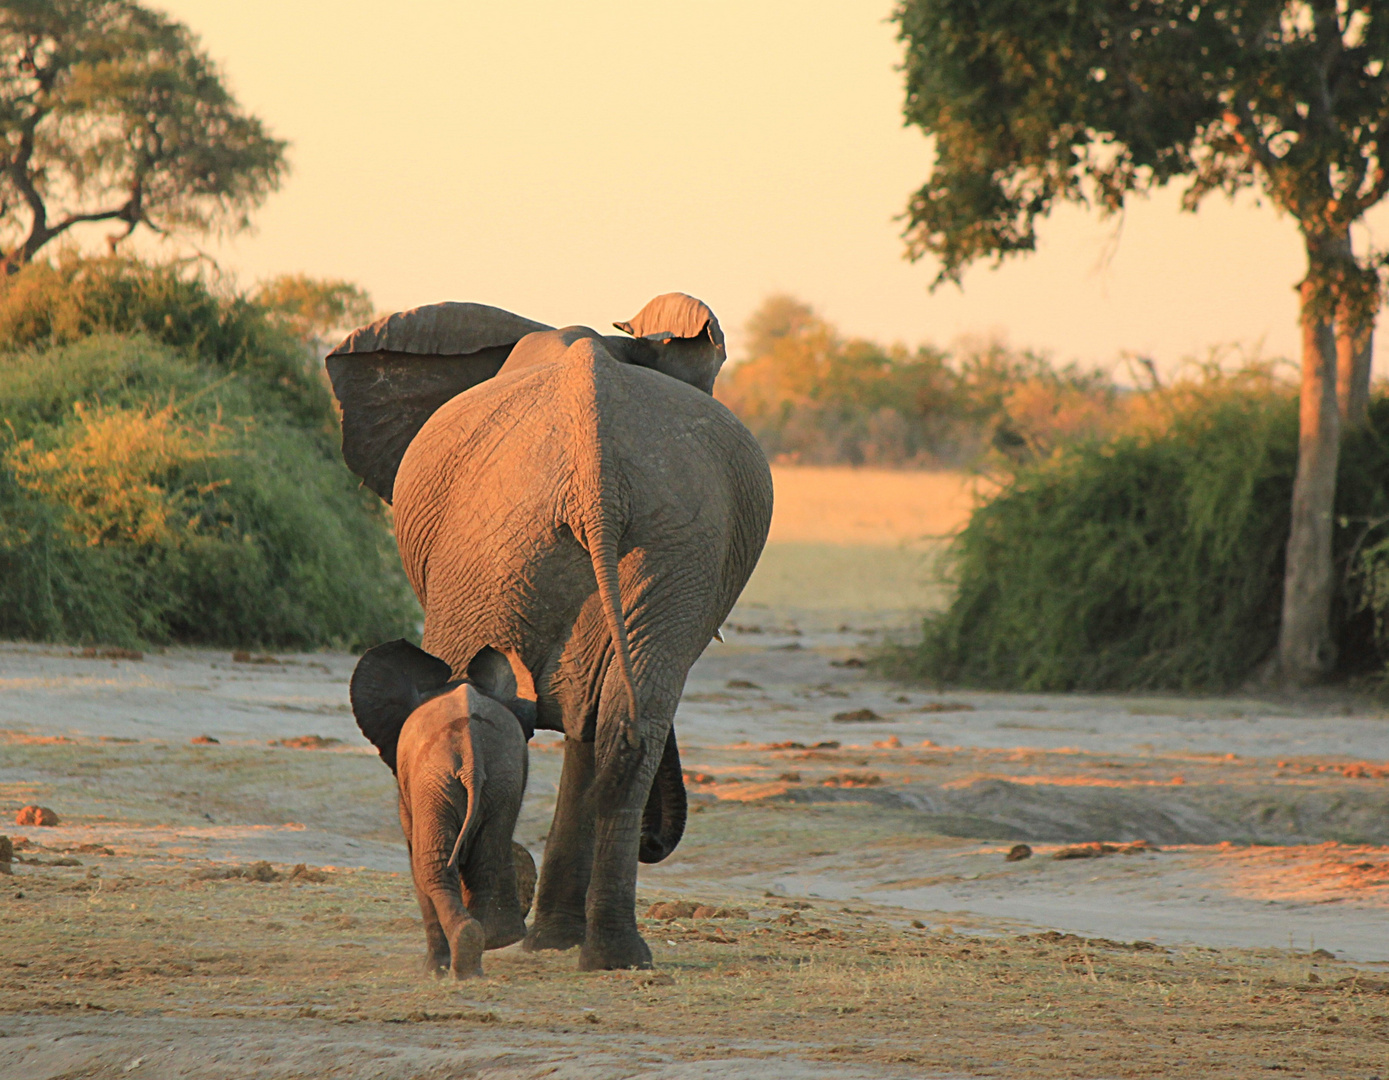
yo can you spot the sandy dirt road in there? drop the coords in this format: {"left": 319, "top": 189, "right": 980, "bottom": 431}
{"left": 2, "top": 634, "right": 1388, "bottom": 1079}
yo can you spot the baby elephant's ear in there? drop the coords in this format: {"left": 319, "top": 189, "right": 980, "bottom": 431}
{"left": 465, "top": 646, "right": 517, "bottom": 701}
{"left": 350, "top": 640, "right": 454, "bottom": 772}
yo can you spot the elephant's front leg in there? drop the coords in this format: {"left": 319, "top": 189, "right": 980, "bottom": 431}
{"left": 523, "top": 738, "right": 596, "bottom": 952}
{"left": 579, "top": 684, "right": 673, "bottom": 971}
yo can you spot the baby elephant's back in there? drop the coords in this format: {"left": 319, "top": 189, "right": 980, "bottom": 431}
{"left": 395, "top": 685, "right": 526, "bottom": 801}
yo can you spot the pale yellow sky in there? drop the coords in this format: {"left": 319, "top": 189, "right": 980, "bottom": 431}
{"left": 139, "top": 0, "right": 1388, "bottom": 373}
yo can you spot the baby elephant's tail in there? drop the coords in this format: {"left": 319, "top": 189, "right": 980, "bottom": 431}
{"left": 446, "top": 726, "right": 486, "bottom": 873}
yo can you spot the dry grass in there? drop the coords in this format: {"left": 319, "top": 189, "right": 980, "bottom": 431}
{"left": 5, "top": 658, "right": 1389, "bottom": 1076}
{"left": 732, "top": 468, "right": 980, "bottom": 626}
{"left": 766, "top": 467, "right": 979, "bottom": 547}
{"left": 733, "top": 542, "right": 952, "bottom": 623}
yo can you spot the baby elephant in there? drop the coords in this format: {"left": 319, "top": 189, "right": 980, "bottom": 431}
{"left": 350, "top": 640, "right": 535, "bottom": 978}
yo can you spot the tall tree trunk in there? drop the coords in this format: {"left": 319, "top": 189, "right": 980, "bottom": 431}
{"left": 1336, "top": 310, "right": 1372, "bottom": 428}
{"left": 1334, "top": 238, "right": 1376, "bottom": 428}
{"left": 1278, "top": 276, "right": 1341, "bottom": 685}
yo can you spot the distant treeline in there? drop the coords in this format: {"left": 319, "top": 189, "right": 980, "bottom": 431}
{"left": 716, "top": 295, "right": 1119, "bottom": 469}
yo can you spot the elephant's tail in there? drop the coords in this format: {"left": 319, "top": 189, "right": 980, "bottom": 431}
{"left": 566, "top": 343, "right": 642, "bottom": 750}
{"left": 446, "top": 729, "right": 486, "bottom": 872}
{"left": 586, "top": 498, "right": 641, "bottom": 750}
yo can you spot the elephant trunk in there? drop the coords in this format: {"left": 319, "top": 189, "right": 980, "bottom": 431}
{"left": 639, "top": 727, "right": 687, "bottom": 864}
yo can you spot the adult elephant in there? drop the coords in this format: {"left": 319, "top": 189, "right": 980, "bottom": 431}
{"left": 327, "top": 294, "right": 772, "bottom": 969}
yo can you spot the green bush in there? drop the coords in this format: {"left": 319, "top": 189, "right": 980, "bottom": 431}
{"left": 0, "top": 253, "right": 336, "bottom": 432}
{"left": 899, "top": 374, "right": 1389, "bottom": 691}
{"left": 0, "top": 332, "right": 418, "bottom": 650}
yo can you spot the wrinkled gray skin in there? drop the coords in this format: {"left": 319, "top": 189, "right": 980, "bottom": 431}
{"left": 388, "top": 311, "right": 771, "bottom": 970}
{"left": 350, "top": 642, "right": 532, "bottom": 979}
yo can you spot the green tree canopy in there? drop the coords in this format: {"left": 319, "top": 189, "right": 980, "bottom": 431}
{"left": 895, "top": 0, "right": 1389, "bottom": 684}
{"left": 0, "top": 0, "right": 287, "bottom": 272}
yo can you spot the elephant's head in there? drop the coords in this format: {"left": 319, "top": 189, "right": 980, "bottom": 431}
{"left": 349, "top": 639, "right": 536, "bottom": 773}
{"left": 613, "top": 292, "right": 726, "bottom": 395}
{"left": 325, "top": 293, "right": 725, "bottom": 503}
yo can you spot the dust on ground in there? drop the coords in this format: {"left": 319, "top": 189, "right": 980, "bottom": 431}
{"left": 3, "top": 467, "right": 1389, "bottom": 1077}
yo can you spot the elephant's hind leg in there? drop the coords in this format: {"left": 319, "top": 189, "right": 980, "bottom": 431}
{"left": 411, "top": 878, "right": 452, "bottom": 976}
{"left": 401, "top": 804, "right": 452, "bottom": 975}
{"left": 578, "top": 673, "right": 680, "bottom": 971}
{"left": 523, "top": 737, "right": 595, "bottom": 953}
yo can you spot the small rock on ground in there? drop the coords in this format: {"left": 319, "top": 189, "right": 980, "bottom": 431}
{"left": 832, "top": 708, "right": 884, "bottom": 723}
{"left": 14, "top": 806, "right": 58, "bottom": 827}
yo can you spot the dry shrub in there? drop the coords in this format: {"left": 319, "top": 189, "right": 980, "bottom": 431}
{"left": 6, "top": 402, "right": 227, "bottom": 547}
{"left": 717, "top": 296, "right": 962, "bottom": 467}
{"left": 719, "top": 298, "right": 1130, "bottom": 471}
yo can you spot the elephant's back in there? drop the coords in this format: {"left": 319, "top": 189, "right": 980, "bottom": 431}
{"left": 395, "top": 696, "right": 468, "bottom": 801}
{"left": 396, "top": 365, "right": 566, "bottom": 513}
{"left": 606, "top": 363, "right": 773, "bottom": 566}
{"left": 392, "top": 349, "right": 773, "bottom": 693}
{"left": 396, "top": 362, "right": 612, "bottom": 686}
{"left": 393, "top": 366, "right": 572, "bottom": 597}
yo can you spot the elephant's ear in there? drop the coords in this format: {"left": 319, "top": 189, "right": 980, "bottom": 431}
{"left": 349, "top": 639, "right": 455, "bottom": 772}
{"left": 326, "top": 302, "right": 552, "bottom": 503}
{"left": 613, "top": 293, "right": 726, "bottom": 393}
{"left": 464, "top": 645, "right": 538, "bottom": 739}
{"left": 613, "top": 292, "right": 724, "bottom": 352}
{"left": 464, "top": 646, "right": 516, "bottom": 700}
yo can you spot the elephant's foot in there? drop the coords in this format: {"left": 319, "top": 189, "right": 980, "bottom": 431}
{"left": 422, "top": 949, "right": 450, "bottom": 978}
{"left": 578, "top": 927, "right": 652, "bottom": 971}
{"left": 448, "top": 921, "right": 486, "bottom": 980}
{"left": 522, "top": 913, "right": 586, "bottom": 952}
{"left": 481, "top": 910, "right": 527, "bottom": 951}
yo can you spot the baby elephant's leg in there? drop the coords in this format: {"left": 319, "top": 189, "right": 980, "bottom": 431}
{"left": 461, "top": 809, "right": 528, "bottom": 951}
{"left": 411, "top": 876, "right": 453, "bottom": 976}
{"left": 400, "top": 803, "right": 452, "bottom": 975}
{"left": 411, "top": 824, "right": 485, "bottom": 979}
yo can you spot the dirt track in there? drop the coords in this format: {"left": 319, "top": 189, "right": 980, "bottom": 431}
{"left": 2, "top": 632, "right": 1388, "bottom": 1078}
{"left": 3, "top": 468, "right": 1389, "bottom": 1077}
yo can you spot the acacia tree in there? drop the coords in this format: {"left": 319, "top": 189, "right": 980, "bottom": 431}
{"left": 895, "top": 0, "right": 1389, "bottom": 685}
{"left": 0, "top": 0, "right": 287, "bottom": 274}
